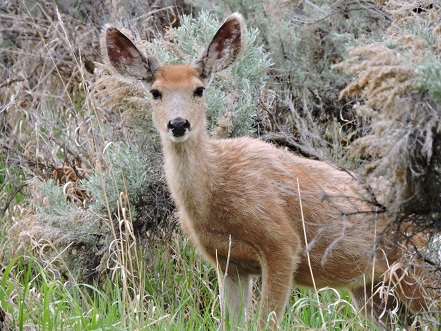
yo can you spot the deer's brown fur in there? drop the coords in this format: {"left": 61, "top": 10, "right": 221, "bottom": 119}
{"left": 102, "top": 13, "right": 431, "bottom": 330}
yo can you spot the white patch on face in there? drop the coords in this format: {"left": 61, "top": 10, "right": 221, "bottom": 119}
{"left": 168, "top": 132, "right": 190, "bottom": 143}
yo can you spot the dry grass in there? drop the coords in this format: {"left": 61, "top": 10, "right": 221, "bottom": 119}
{"left": 337, "top": 43, "right": 415, "bottom": 111}
{"left": 0, "top": 0, "right": 181, "bottom": 285}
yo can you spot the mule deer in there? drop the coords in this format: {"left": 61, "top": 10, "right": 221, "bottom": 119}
{"left": 102, "top": 13, "right": 431, "bottom": 329}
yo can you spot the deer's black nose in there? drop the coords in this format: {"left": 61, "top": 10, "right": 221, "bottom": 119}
{"left": 168, "top": 118, "right": 190, "bottom": 137}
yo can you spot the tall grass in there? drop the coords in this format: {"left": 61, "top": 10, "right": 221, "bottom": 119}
{"left": 1, "top": 236, "right": 378, "bottom": 330}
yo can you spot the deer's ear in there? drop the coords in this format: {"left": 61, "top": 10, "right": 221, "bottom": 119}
{"left": 102, "top": 26, "right": 160, "bottom": 82}
{"left": 194, "top": 13, "right": 246, "bottom": 81}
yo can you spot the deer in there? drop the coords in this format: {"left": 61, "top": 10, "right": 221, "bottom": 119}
{"left": 101, "top": 13, "right": 432, "bottom": 330}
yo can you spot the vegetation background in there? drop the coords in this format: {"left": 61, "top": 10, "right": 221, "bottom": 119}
{"left": 1, "top": 0, "right": 440, "bottom": 330}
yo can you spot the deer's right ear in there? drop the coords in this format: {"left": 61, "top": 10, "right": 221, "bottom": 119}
{"left": 101, "top": 26, "right": 160, "bottom": 82}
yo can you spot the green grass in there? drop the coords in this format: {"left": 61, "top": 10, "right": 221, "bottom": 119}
{"left": 0, "top": 232, "right": 378, "bottom": 331}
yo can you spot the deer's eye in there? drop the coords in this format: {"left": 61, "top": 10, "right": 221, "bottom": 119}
{"left": 194, "top": 87, "right": 205, "bottom": 98}
{"left": 150, "top": 89, "right": 162, "bottom": 100}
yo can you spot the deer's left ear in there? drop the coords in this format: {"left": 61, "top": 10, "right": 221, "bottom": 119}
{"left": 194, "top": 13, "right": 246, "bottom": 81}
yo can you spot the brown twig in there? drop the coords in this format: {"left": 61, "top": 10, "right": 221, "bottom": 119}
{"left": 1, "top": 182, "right": 27, "bottom": 218}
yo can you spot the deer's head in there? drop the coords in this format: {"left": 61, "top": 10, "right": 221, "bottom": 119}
{"left": 102, "top": 13, "right": 246, "bottom": 143}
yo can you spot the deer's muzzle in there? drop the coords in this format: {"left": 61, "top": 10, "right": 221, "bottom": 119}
{"left": 168, "top": 118, "right": 190, "bottom": 138}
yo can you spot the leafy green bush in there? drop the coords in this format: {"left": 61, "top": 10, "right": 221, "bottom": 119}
{"left": 192, "top": 0, "right": 387, "bottom": 125}
{"left": 82, "top": 142, "right": 149, "bottom": 216}
{"left": 417, "top": 57, "right": 441, "bottom": 104}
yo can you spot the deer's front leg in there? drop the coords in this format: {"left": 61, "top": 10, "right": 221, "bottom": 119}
{"left": 219, "top": 267, "right": 253, "bottom": 330}
{"left": 258, "top": 243, "right": 300, "bottom": 329}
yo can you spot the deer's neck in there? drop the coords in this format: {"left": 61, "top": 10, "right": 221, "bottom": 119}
{"left": 162, "top": 131, "right": 216, "bottom": 220}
